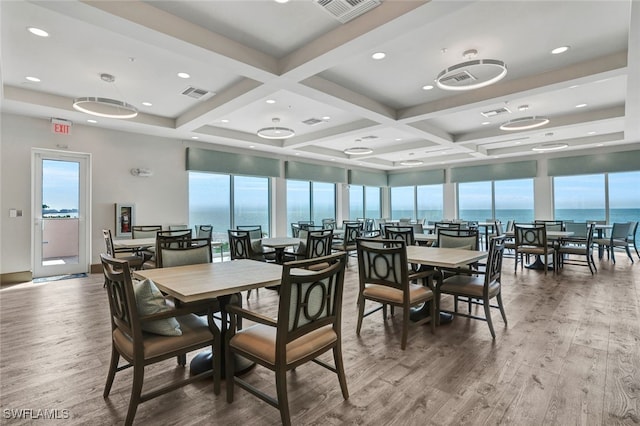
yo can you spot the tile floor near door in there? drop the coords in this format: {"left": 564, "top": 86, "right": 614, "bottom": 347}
{"left": 0, "top": 255, "right": 638, "bottom": 425}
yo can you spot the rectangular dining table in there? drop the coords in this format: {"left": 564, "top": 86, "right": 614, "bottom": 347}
{"left": 133, "top": 259, "right": 283, "bottom": 382}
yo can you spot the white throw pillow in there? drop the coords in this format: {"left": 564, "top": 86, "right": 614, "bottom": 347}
{"left": 133, "top": 278, "right": 182, "bottom": 336}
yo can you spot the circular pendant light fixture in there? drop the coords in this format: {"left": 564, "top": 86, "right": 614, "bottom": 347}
{"left": 531, "top": 143, "right": 568, "bottom": 152}
{"left": 500, "top": 116, "right": 550, "bottom": 131}
{"left": 257, "top": 117, "right": 296, "bottom": 139}
{"left": 72, "top": 73, "right": 138, "bottom": 119}
{"left": 343, "top": 147, "right": 373, "bottom": 155}
{"left": 435, "top": 49, "right": 507, "bottom": 91}
{"left": 399, "top": 160, "right": 424, "bottom": 166}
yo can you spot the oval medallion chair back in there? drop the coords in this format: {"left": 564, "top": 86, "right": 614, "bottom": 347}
{"left": 332, "top": 222, "right": 362, "bottom": 265}
{"left": 355, "top": 238, "right": 435, "bottom": 350}
{"left": 385, "top": 225, "right": 416, "bottom": 246}
{"left": 101, "top": 254, "right": 216, "bottom": 426}
{"left": 514, "top": 223, "right": 554, "bottom": 275}
{"left": 306, "top": 229, "right": 334, "bottom": 259}
{"left": 225, "top": 253, "right": 349, "bottom": 426}
{"left": 437, "top": 236, "right": 507, "bottom": 339}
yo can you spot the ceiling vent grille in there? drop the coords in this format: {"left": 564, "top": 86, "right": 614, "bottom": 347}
{"left": 315, "top": 0, "right": 382, "bottom": 23}
{"left": 361, "top": 135, "right": 378, "bottom": 140}
{"left": 181, "top": 86, "right": 211, "bottom": 99}
{"left": 481, "top": 106, "right": 512, "bottom": 118}
{"left": 439, "top": 70, "right": 476, "bottom": 85}
{"left": 302, "top": 118, "right": 324, "bottom": 126}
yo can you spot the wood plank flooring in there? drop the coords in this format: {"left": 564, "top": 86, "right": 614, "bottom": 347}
{"left": 1, "top": 255, "right": 639, "bottom": 425}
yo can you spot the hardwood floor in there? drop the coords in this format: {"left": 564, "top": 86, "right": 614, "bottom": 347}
{"left": 1, "top": 255, "right": 639, "bottom": 425}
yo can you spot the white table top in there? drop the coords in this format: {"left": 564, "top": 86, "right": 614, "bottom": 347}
{"left": 405, "top": 246, "right": 488, "bottom": 269}
{"left": 113, "top": 237, "right": 223, "bottom": 249}
{"left": 261, "top": 237, "right": 300, "bottom": 248}
{"left": 414, "top": 233, "right": 437, "bottom": 243}
{"left": 505, "top": 230, "right": 574, "bottom": 239}
{"left": 133, "top": 259, "right": 282, "bottom": 303}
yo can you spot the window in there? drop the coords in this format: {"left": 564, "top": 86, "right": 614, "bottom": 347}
{"left": 554, "top": 174, "right": 605, "bottom": 221}
{"left": 457, "top": 179, "right": 534, "bottom": 223}
{"left": 391, "top": 184, "right": 444, "bottom": 221}
{"left": 417, "top": 184, "right": 443, "bottom": 222}
{"left": 349, "top": 185, "right": 381, "bottom": 219}
{"left": 554, "top": 171, "right": 640, "bottom": 224}
{"left": 457, "top": 181, "right": 492, "bottom": 222}
{"left": 286, "top": 180, "right": 335, "bottom": 234}
{"left": 189, "top": 172, "right": 270, "bottom": 241}
{"left": 494, "top": 179, "right": 534, "bottom": 224}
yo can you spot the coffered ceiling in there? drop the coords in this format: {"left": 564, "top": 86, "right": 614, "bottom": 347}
{"left": 2, "top": 0, "right": 638, "bottom": 170}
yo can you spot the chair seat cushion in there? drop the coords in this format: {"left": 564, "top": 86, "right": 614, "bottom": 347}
{"left": 557, "top": 246, "right": 589, "bottom": 255}
{"left": 593, "top": 238, "right": 628, "bottom": 247}
{"left": 113, "top": 314, "right": 213, "bottom": 360}
{"left": 440, "top": 275, "right": 500, "bottom": 298}
{"left": 363, "top": 283, "right": 433, "bottom": 304}
{"left": 517, "top": 246, "right": 552, "bottom": 254}
{"left": 229, "top": 324, "right": 336, "bottom": 366}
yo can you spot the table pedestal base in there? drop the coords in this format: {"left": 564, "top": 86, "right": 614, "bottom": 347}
{"left": 190, "top": 351, "right": 255, "bottom": 377}
{"left": 525, "top": 255, "right": 554, "bottom": 271}
{"left": 409, "top": 302, "right": 453, "bottom": 324}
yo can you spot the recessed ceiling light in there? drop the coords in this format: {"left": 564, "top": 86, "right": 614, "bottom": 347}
{"left": 87, "top": 119, "right": 97, "bottom": 124}
{"left": 576, "top": 103, "right": 587, "bottom": 108}
{"left": 569, "top": 85, "right": 579, "bottom": 89}
{"left": 371, "top": 52, "right": 386, "bottom": 60}
{"left": 481, "top": 121, "right": 490, "bottom": 125}
{"left": 532, "top": 143, "right": 568, "bottom": 152}
{"left": 25, "top": 76, "right": 41, "bottom": 82}
{"left": 221, "top": 119, "right": 229, "bottom": 123}
{"left": 422, "top": 85, "right": 434, "bottom": 90}
{"left": 266, "top": 99, "right": 276, "bottom": 104}
{"left": 191, "top": 136, "right": 199, "bottom": 139}
{"left": 330, "top": 159, "right": 335, "bottom": 161}
{"left": 27, "top": 27, "right": 49, "bottom": 37}
{"left": 500, "top": 116, "right": 550, "bottom": 131}
{"left": 322, "top": 116, "right": 331, "bottom": 120}
{"left": 344, "top": 147, "right": 373, "bottom": 155}
{"left": 295, "top": 153, "right": 300, "bottom": 156}
{"left": 142, "top": 102, "right": 152, "bottom": 106}
{"left": 551, "top": 46, "right": 570, "bottom": 55}
{"left": 274, "top": 0, "right": 290, "bottom": 3}
{"left": 249, "top": 145, "right": 255, "bottom": 148}
{"left": 400, "top": 160, "right": 423, "bottom": 166}
{"left": 518, "top": 105, "right": 529, "bottom": 111}
{"left": 177, "top": 72, "right": 190, "bottom": 79}
{"left": 395, "top": 138, "right": 402, "bottom": 141}
{"left": 597, "top": 144, "right": 604, "bottom": 147}
{"left": 588, "top": 131, "right": 597, "bottom": 135}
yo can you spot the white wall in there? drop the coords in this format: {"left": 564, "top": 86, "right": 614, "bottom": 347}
{"left": 1, "top": 113, "right": 188, "bottom": 274}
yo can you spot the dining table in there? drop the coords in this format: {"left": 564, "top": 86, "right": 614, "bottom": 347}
{"left": 134, "top": 259, "right": 283, "bottom": 380}
{"left": 261, "top": 237, "right": 301, "bottom": 264}
{"left": 114, "top": 237, "right": 225, "bottom": 262}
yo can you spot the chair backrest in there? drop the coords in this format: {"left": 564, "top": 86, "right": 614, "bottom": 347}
{"left": 304, "top": 229, "right": 334, "bottom": 259}
{"left": 102, "top": 229, "right": 116, "bottom": 256}
{"left": 160, "top": 238, "right": 212, "bottom": 268}
{"left": 237, "top": 225, "right": 263, "bottom": 240}
{"left": 514, "top": 223, "right": 547, "bottom": 248}
{"left": 101, "top": 254, "right": 141, "bottom": 344}
{"left": 291, "top": 223, "right": 301, "bottom": 238}
{"left": 435, "top": 222, "right": 461, "bottom": 231}
{"left": 195, "top": 225, "right": 213, "bottom": 238}
{"left": 322, "top": 218, "right": 337, "bottom": 230}
{"left": 534, "top": 220, "right": 564, "bottom": 231}
{"left": 155, "top": 230, "right": 194, "bottom": 267}
{"left": 298, "top": 220, "right": 314, "bottom": 228}
{"left": 564, "top": 222, "right": 589, "bottom": 238}
{"left": 412, "top": 223, "right": 424, "bottom": 235}
{"left": 627, "top": 221, "right": 638, "bottom": 241}
{"left": 484, "top": 236, "right": 506, "bottom": 288}
{"left": 356, "top": 239, "right": 408, "bottom": 293}
{"left": 169, "top": 224, "right": 188, "bottom": 231}
{"left": 228, "top": 229, "right": 257, "bottom": 260}
{"left": 437, "top": 228, "right": 479, "bottom": 250}
{"left": 505, "top": 220, "right": 515, "bottom": 234}
{"left": 132, "top": 225, "right": 162, "bottom": 239}
{"left": 364, "top": 218, "right": 375, "bottom": 232}
{"left": 277, "top": 253, "right": 346, "bottom": 349}
{"left": 385, "top": 226, "right": 415, "bottom": 246}
{"left": 610, "top": 222, "right": 632, "bottom": 240}
{"left": 343, "top": 222, "right": 363, "bottom": 246}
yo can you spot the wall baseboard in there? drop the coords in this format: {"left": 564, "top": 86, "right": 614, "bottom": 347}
{"left": 90, "top": 263, "right": 102, "bottom": 274}
{"left": 0, "top": 271, "right": 33, "bottom": 286}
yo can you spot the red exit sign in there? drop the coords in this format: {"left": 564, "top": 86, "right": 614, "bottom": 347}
{"left": 51, "top": 118, "right": 72, "bottom": 135}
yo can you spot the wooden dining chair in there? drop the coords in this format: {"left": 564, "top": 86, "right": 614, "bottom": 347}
{"left": 332, "top": 222, "right": 362, "bottom": 265}
{"left": 556, "top": 223, "right": 597, "bottom": 274}
{"left": 228, "top": 229, "right": 274, "bottom": 299}
{"left": 101, "top": 254, "right": 217, "bottom": 426}
{"left": 355, "top": 238, "right": 436, "bottom": 350}
{"left": 145, "top": 230, "right": 193, "bottom": 269}
{"left": 102, "top": 229, "right": 145, "bottom": 271}
{"left": 514, "top": 223, "right": 554, "bottom": 275}
{"left": 225, "top": 253, "right": 349, "bottom": 426}
{"left": 436, "top": 236, "right": 507, "bottom": 339}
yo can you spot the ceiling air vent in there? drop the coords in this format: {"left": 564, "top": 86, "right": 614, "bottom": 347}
{"left": 181, "top": 86, "right": 211, "bottom": 100}
{"left": 361, "top": 135, "right": 378, "bottom": 140}
{"left": 480, "top": 106, "right": 512, "bottom": 118}
{"left": 315, "top": 0, "right": 382, "bottom": 24}
{"left": 439, "top": 70, "right": 476, "bottom": 86}
{"left": 302, "top": 117, "right": 324, "bottom": 126}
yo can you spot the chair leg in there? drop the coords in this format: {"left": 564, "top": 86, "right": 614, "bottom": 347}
{"left": 356, "top": 296, "right": 365, "bottom": 335}
{"left": 611, "top": 246, "right": 616, "bottom": 264}
{"left": 625, "top": 246, "right": 634, "bottom": 263}
{"left": 484, "top": 297, "right": 496, "bottom": 339}
{"left": 496, "top": 292, "right": 507, "bottom": 325}
{"left": 125, "top": 364, "right": 144, "bottom": 426}
{"left": 333, "top": 344, "right": 349, "bottom": 400}
{"left": 275, "top": 369, "right": 291, "bottom": 426}
{"left": 177, "top": 354, "right": 186, "bottom": 366}
{"left": 400, "top": 306, "right": 409, "bottom": 350}
{"left": 225, "top": 341, "right": 235, "bottom": 403}
{"left": 103, "top": 346, "right": 120, "bottom": 398}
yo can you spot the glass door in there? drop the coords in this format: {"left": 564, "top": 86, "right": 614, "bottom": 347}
{"left": 32, "top": 150, "right": 90, "bottom": 278}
